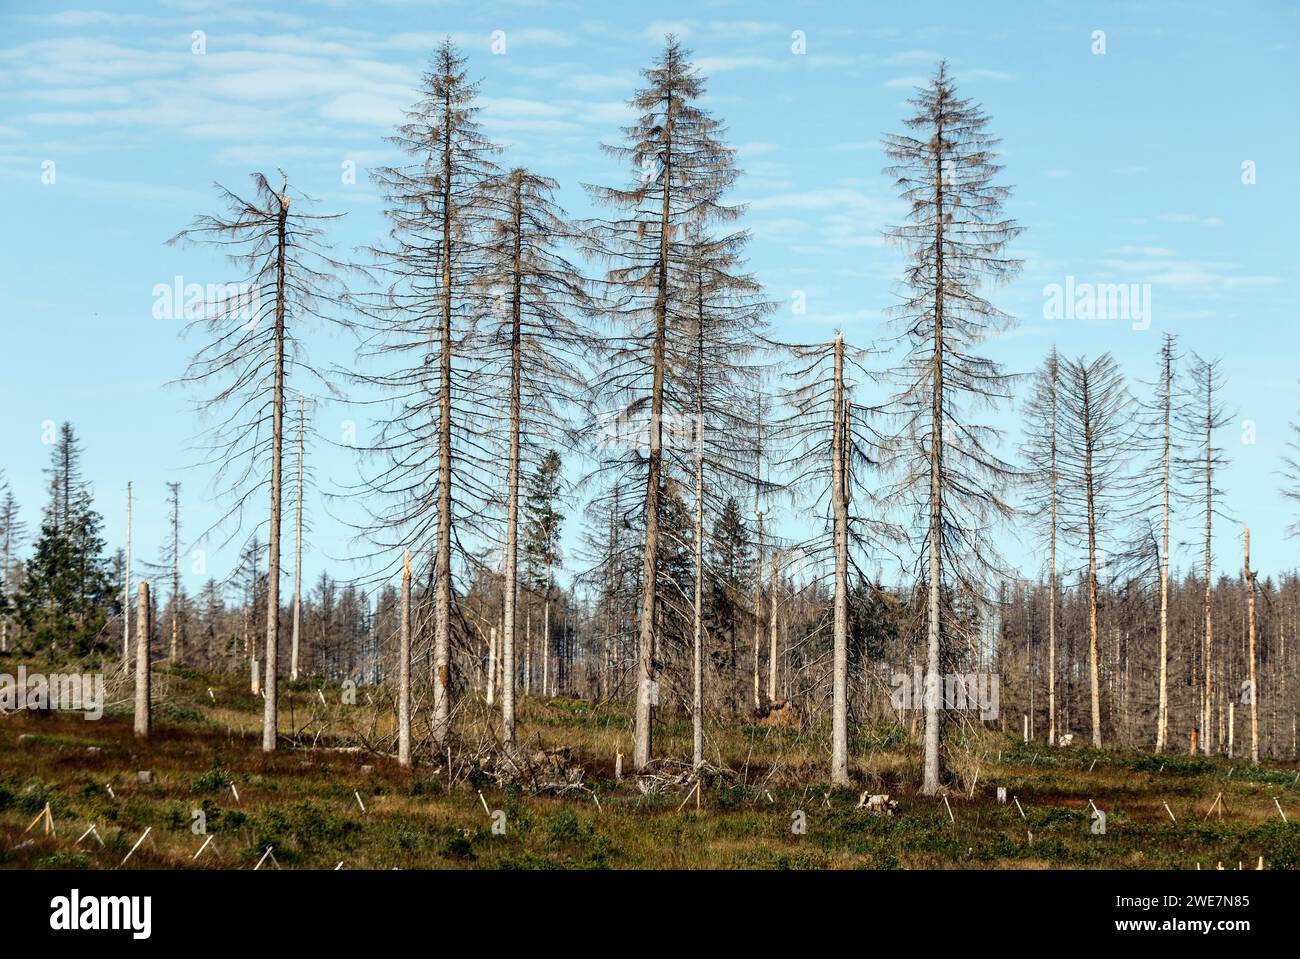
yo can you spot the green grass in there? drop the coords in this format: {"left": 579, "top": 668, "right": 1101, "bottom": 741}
{"left": 1, "top": 661, "right": 1298, "bottom": 869}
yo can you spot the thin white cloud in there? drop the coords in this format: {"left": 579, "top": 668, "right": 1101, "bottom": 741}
{"left": 884, "top": 75, "right": 927, "bottom": 90}
{"left": 694, "top": 56, "right": 779, "bottom": 73}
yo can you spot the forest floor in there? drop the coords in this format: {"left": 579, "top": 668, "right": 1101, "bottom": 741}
{"left": 2, "top": 662, "right": 1299, "bottom": 869}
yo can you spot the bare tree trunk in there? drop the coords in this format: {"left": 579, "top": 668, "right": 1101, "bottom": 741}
{"left": 500, "top": 174, "right": 524, "bottom": 745}
{"left": 1202, "top": 447, "right": 1213, "bottom": 755}
{"left": 1246, "top": 525, "right": 1258, "bottom": 765}
{"left": 169, "top": 486, "right": 180, "bottom": 664}
{"left": 753, "top": 510, "right": 763, "bottom": 711}
{"left": 1155, "top": 345, "right": 1172, "bottom": 751}
{"left": 831, "top": 333, "right": 850, "bottom": 786}
{"left": 1083, "top": 385, "right": 1102, "bottom": 749}
{"left": 919, "top": 105, "right": 951, "bottom": 796}
{"left": 633, "top": 103, "right": 674, "bottom": 772}
{"left": 541, "top": 606, "right": 549, "bottom": 696}
{"left": 524, "top": 610, "right": 532, "bottom": 696}
{"left": 486, "top": 625, "right": 497, "bottom": 705}
{"left": 134, "top": 580, "right": 150, "bottom": 738}
{"left": 543, "top": 578, "right": 551, "bottom": 696}
{"left": 291, "top": 392, "right": 304, "bottom": 681}
{"left": 262, "top": 192, "right": 289, "bottom": 753}
{"left": 432, "top": 104, "right": 455, "bottom": 748}
{"left": 244, "top": 575, "right": 255, "bottom": 694}
{"left": 398, "top": 550, "right": 411, "bottom": 767}
{"left": 1048, "top": 500, "right": 1057, "bottom": 746}
{"left": 123, "top": 481, "right": 132, "bottom": 668}
{"left": 768, "top": 551, "right": 778, "bottom": 704}
{"left": 692, "top": 338, "right": 705, "bottom": 768}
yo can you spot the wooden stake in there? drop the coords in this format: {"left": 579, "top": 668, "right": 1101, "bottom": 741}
{"left": 1162, "top": 801, "right": 1176, "bottom": 822}
{"left": 24, "top": 803, "right": 54, "bottom": 835}
{"left": 676, "top": 782, "right": 699, "bottom": 813}
{"left": 120, "top": 826, "right": 152, "bottom": 866}
{"left": 76, "top": 824, "right": 104, "bottom": 847}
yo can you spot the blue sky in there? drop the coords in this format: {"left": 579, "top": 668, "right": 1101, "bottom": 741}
{"left": 1, "top": 0, "right": 1298, "bottom": 601}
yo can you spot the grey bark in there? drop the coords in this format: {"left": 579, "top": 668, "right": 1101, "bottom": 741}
{"left": 133, "top": 580, "right": 150, "bottom": 738}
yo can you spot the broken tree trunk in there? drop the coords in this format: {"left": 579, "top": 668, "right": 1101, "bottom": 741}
{"left": 123, "top": 481, "right": 132, "bottom": 668}
{"left": 134, "top": 580, "right": 150, "bottom": 738}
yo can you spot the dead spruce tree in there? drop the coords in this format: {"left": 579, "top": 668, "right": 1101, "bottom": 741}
{"left": 1177, "top": 353, "right": 1232, "bottom": 754}
{"left": 152, "top": 482, "right": 184, "bottom": 663}
{"left": 142, "top": 482, "right": 184, "bottom": 664}
{"left": 122, "top": 481, "right": 131, "bottom": 665}
{"left": 1021, "top": 348, "right": 1061, "bottom": 744}
{"left": 351, "top": 39, "right": 501, "bottom": 748}
{"left": 171, "top": 171, "right": 347, "bottom": 752}
{"left": 880, "top": 62, "right": 1023, "bottom": 794}
{"left": 582, "top": 37, "right": 748, "bottom": 770}
{"left": 476, "top": 167, "right": 591, "bottom": 745}
{"left": 1134, "top": 333, "right": 1180, "bottom": 751}
{"left": 576, "top": 483, "right": 637, "bottom": 702}
{"left": 1060, "top": 353, "right": 1135, "bottom": 748}
{"left": 776, "top": 334, "right": 890, "bottom": 784}
{"left": 676, "top": 221, "right": 773, "bottom": 768}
